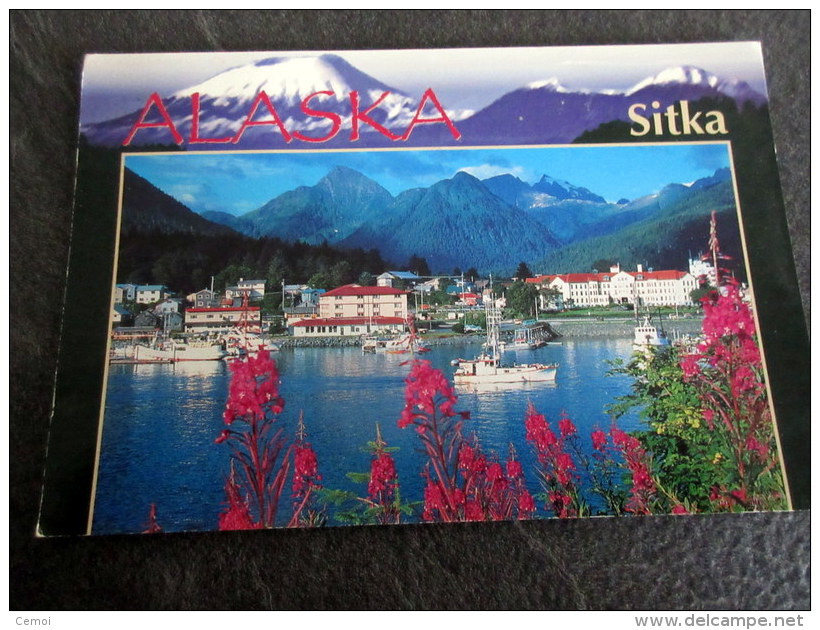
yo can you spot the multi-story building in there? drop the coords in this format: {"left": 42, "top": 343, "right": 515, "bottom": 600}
{"left": 288, "top": 284, "right": 409, "bottom": 337}
{"left": 319, "top": 284, "right": 409, "bottom": 320}
{"left": 527, "top": 265, "right": 699, "bottom": 309}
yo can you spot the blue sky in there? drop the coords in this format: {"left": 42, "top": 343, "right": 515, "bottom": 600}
{"left": 124, "top": 143, "right": 732, "bottom": 216}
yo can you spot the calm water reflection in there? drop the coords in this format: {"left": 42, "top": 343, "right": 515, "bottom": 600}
{"left": 93, "top": 337, "right": 641, "bottom": 533}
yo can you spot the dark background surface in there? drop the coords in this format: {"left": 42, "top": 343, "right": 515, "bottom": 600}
{"left": 10, "top": 10, "right": 810, "bottom": 610}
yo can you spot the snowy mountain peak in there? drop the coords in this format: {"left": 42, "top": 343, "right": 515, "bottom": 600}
{"left": 527, "top": 77, "right": 572, "bottom": 93}
{"left": 171, "top": 54, "right": 401, "bottom": 105}
{"left": 629, "top": 65, "right": 719, "bottom": 92}
{"left": 627, "top": 65, "right": 765, "bottom": 103}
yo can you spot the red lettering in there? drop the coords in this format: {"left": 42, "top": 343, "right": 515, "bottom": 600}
{"left": 402, "top": 88, "right": 462, "bottom": 141}
{"left": 231, "top": 91, "right": 293, "bottom": 144}
{"left": 350, "top": 91, "right": 403, "bottom": 141}
{"left": 291, "top": 91, "right": 343, "bottom": 143}
{"left": 190, "top": 93, "right": 232, "bottom": 144}
{"left": 122, "top": 92, "right": 183, "bottom": 146}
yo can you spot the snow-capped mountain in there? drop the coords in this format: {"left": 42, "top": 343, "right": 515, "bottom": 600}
{"left": 81, "top": 54, "right": 469, "bottom": 147}
{"left": 171, "top": 54, "right": 397, "bottom": 105}
{"left": 82, "top": 57, "right": 767, "bottom": 148}
{"left": 627, "top": 65, "right": 766, "bottom": 105}
{"left": 429, "top": 64, "right": 767, "bottom": 146}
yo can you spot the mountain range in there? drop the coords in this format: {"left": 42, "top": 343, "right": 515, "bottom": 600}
{"left": 122, "top": 164, "right": 737, "bottom": 276}
{"left": 83, "top": 56, "right": 766, "bottom": 148}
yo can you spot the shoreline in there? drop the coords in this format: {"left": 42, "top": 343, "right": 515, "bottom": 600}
{"left": 271, "top": 317, "right": 705, "bottom": 348}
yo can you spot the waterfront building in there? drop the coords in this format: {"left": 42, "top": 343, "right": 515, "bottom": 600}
{"left": 184, "top": 305, "right": 262, "bottom": 333}
{"left": 290, "top": 316, "right": 405, "bottom": 337}
{"left": 284, "top": 304, "right": 320, "bottom": 327}
{"left": 527, "top": 264, "right": 699, "bottom": 309}
{"left": 318, "top": 284, "right": 409, "bottom": 321}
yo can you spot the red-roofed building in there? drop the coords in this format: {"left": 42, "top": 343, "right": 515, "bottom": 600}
{"left": 527, "top": 265, "right": 698, "bottom": 308}
{"left": 319, "top": 284, "right": 409, "bottom": 321}
{"left": 291, "top": 316, "right": 406, "bottom": 337}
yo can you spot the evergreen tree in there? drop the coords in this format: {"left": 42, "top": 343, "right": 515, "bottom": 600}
{"left": 514, "top": 261, "right": 533, "bottom": 280}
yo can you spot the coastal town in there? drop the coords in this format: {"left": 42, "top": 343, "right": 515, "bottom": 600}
{"left": 110, "top": 256, "right": 715, "bottom": 349}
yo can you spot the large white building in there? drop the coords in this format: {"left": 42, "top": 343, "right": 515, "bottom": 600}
{"left": 527, "top": 265, "right": 699, "bottom": 309}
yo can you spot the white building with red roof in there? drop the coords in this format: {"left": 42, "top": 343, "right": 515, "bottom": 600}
{"left": 319, "top": 284, "right": 409, "bottom": 320}
{"left": 527, "top": 264, "right": 698, "bottom": 309}
{"left": 290, "top": 316, "right": 406, "bottom": 337}
{"left": 286, "top": 284, "right": 411, "bottom": 337}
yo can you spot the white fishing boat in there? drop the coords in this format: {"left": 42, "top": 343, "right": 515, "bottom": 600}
{"left": 362, "top": 315, "right": 429, "bottom": 354}
{"left": 134, "top": 338, "right": 228, "bottom": 362}
{"left": 633, "top": 315, "right": 671, "bottom": 349}
{"left": 453, "top": 298, "right": 557, "bottom": 384}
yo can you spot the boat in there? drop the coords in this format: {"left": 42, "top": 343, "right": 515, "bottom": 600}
{"left": 362, "top": 315, "right": 430, "bottom": 354}
{"left": 510, "top": 321, "right": 553, "bottom": 349}
{"left": 221, "top": 330, "right": 279, "bottom": 356}
{"left": 633, "top": 315, "right": 671, "bottom": 349}
{"left": 133, "top": 338, "right": 228, "bottom": 362}
{"left": 453, "top": 298, "right": 557, "bottom": 384}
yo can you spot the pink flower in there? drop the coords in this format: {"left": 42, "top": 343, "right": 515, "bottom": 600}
{"left": 591, "top": 429, "right": 607, "bottom": 452}
{"left": 518, "top": 490, "right": 536, "bottom": 515}
{"left": 292, "top": 444, "right": 320, "bottom": 497}
{"left": 398, "top": 360, "right": 458, "bottom": 429}
{"left": 368, "top": 452, "right": 397, "bottom": 498}
{"left": 558, "top": 415, "right": 577, "bottom": 438}
{"left": 506, "top": 459, "right": 523, "bottom": 480}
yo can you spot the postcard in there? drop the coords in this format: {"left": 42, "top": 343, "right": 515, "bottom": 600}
{"left": 38, "top": 43, "right": 809, "bottom": 535}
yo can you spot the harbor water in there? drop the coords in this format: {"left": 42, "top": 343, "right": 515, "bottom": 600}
{"left": 93, "top": 336, "right": 645, "bottom": 534}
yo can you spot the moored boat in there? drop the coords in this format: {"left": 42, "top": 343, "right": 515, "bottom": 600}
{"left": 633, "top": 315, "right": 671, "bottom": 349}
{"left": 453, "top": 297, "right": 557, "bottom": 385}
{"left": 134, "top": 339, "right": 228, "bottom": 362}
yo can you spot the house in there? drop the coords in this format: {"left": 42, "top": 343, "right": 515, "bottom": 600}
{"left": 114, "top": 283, "right": 138, "bottom": 303}
{"left": 135, "top": 285, "right": 169, "bottom": 304}
{"left": 134, "top": 310, "right": 160, "bottom": 328}
{"left": 153, "top": 298, "right": 183, "bottom": 315}
{"left": 225, "top": 278, "right": 266, "bottom": 301}
{"left": 187, "top": 288, "right": 218, "bottom": 309}
{"left": 156, "top": 311, "right": 184, "bottom": 332}
{"left": 377, "top": 271, "right": 423, "bottom": 288}
{"left": 111, "top": 303, "right": 133, "bottom": 326}
{"left": 319, "top": 284, "right": 409, "bottom": 321}
{"left": 185, "top": 306, "right": 262, "bottom": 333}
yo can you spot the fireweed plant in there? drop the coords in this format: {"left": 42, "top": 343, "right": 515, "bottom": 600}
{"left": 680, "top": 283, "right": 786, "bottom": 511}
{"left": 215, "top": 347, "right": 322, "bottom": 529}
{"left": 198, "top": 284, "right": 785, "bottom": 532}
{"left": 608, "top": 282, "right": 786, "bottom": 514}
{"left": 397, "top": 359, "right": 535, "bottom": 522}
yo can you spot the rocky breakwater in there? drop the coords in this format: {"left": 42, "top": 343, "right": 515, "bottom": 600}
{"left": 549, "top": 317, "right": 704, "bottom": 339}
